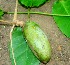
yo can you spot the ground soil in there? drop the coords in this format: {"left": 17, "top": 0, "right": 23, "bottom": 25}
{"left": 0, "top": 0, "right": 70, "bottom": 65}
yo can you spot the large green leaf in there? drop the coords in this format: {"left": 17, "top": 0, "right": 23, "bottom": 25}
{"left": 52, "top": 0, "right": 70, "bottom": 38}
{"left": 9, "top": 27, "right": 40, "bottom": 65}
{"left": 0, "top": 9, "right": 4, "bottom": 19}
{"left": 19, "top": 0, "right": 49, "bottom": 7}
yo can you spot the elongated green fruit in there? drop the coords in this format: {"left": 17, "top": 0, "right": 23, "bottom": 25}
{"left": 23, "top": 21, "right": 51, "bottom": 63}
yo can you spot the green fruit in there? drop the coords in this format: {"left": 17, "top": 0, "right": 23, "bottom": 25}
{"left": 23, "top": 21, "right": 51, "bottom": 63}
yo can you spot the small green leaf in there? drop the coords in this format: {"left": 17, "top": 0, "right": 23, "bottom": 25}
{"left": 0, "top": 9, "right": 4, "bottom": 19}
{"left": 52, "top": 0, "right": 70, "bottom": 38}
{"left": 9, "top": 27, "right": 40, "bottom": 65}
{"left": 19, "top": 0, "right": 49, "bottom": 7}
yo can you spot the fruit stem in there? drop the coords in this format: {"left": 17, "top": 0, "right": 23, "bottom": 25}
{"left": 28, "top": 8, "right": 31, "bottom": 21}
{"left": 6, "top": 11, "right": 70, "bottom": 17}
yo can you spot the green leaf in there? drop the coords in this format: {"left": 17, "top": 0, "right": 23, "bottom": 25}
{"left": 52, "top": 0, "right": 70, "bottom": 38}
{"left": 9, "top": 27, "right": 40, "bottom": 65}
{"left": 0, "top": 9, "right": 4, "bottom": 19}
{"left": 19, "top": 0, "right": 49, "bottom": 7}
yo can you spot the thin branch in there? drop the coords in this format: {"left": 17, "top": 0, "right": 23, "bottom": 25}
{"left": 0, "top": 20, "right": 15, "bottom": 25}
{"left": 7, "top": 11, "right": 70, "bottom": 17}
{"left": 10, "top": 0, "right": 18, "bottom": 65}
{"left": 0, "top": 20, "right": 24, "bottom": 27}
{"left": 10, "top": 25, "right": 16, "bottom": 65}
{"left": 13, "top": 0, "right": 18, "bottom": 21}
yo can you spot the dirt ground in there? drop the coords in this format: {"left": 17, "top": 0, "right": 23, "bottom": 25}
{"left": 0, "top": 0, "right": 70, "bottom": 65}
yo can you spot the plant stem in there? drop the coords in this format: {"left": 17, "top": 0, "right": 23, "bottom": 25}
{"left": 28, "top": 8, "right": 31, "bottom": 21}
{"left": 0, "top": 20, "right": 24, "bottom": 27}
{"left": 6, "top": 11, "right": 70, "bottom": 17}
{"left": 0, "top": 20, "right": 14, "bottom": 25}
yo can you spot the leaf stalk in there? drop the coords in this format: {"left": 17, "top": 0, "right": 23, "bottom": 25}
{"left": 6, "top": 11, "right": 70, "bottom": 17}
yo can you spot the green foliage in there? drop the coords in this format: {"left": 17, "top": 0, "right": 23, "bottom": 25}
{"left": 52, "top": 0, "right": 70, "bottom": 38}
{"left": 9, "top": 27, "right": 40, "bottom": 65}
{"left": 0, "top": 9, "right": 4, "bottom": 19}
{"left": 19, "top": 0, "right": 49, "bottom": 7}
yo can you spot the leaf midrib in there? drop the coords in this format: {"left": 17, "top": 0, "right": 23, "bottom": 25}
{"left": 60, "top": 1, "right": 69, "bottom": 15}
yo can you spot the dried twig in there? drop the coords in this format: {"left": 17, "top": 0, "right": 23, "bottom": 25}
{"left": 0, "top": 20, "right": 24, "bottom": 27}
{"left": 10, "top": 25, "right": 16, "bottom": 65}
{"left": 10, "top": 0, "right": 18, "bottom": 65}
